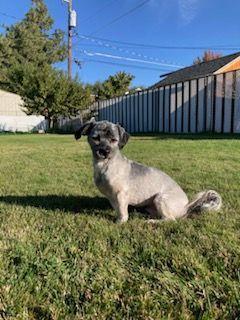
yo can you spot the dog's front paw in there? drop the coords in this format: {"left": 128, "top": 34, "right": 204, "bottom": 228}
{"left": 116, "top": 217, "right": 128, "bottom": 224}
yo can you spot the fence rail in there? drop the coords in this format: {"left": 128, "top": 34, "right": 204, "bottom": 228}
{"left": 97, "top": 70, "right": 240, "bottom": 134}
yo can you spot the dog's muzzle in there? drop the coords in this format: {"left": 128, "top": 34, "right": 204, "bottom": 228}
{"left": 96, "top": 147, "right": 111, "bottom": 159}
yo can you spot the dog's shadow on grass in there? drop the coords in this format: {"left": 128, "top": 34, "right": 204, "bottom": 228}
{"left": 0, "top": 194, "right": 115, "bottom": 220}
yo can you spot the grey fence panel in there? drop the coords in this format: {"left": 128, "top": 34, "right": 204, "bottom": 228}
{"left": 115, "top": 97, "right": 120, "bottom": 123}
{"left": 234, "top": 70, "right": 240, "bottom": 133}
{"left": 215, "top": 74, "right": 223, "bottom": 133}
{"left": 116, "top": 98, "right": 119, "bottom": 123}
{"left": 198, "top": 78, "right": 205, "bottom": 132}
{"left": 121, "top": 96, "right": 124, "bottom": 125}
{"left": 176, "top": 82, "right": 182, "bottom": 133}
{"left": 155, "top": 89, "right": 160, "bottom": 132}
{"left": 164, "top": 86, "right": 170, "bottom": 133}
{"left": 183, "top": 81, "right": 189, "bottom": 133}
{"left": 106, "top": 100, "right": 109, "bottom": 121}
{"left": 119, "top": 96, "right": 124, "bottom": 125}
{"left": 130, "top": 94, "right": 134, "bottom": 132}
{"left": 111, "top": 98, "right": 115, "bottom": 123}
{"left": 106, "top": 99, "right": 112, "bottom": 121}
{"left": 115, "top": 97, "right": 118, "bottom": 123}
{"left": 106, "top": 100, "right": 109, "bottom": 120}
{"left": 128, "top": 94, "right": 132, "bottom": 132}
{"left": 117, "top": 97, "right": 120, "bottom": 123}
{"left": 124, "top": 95, "right": 128, "bottom": 131}
{"left": 134, "top": 93, "right": 139, "bottom": 133}
{"left": 104, "top": 100, "right": 108, "bottom": 120}
{"left": 147, "top": 90, "right": 153, "bottom": 132}
{"left": 206, "top": 77, "right": 213, "bottom": 131}
{"left": 101, "top": 100, "right": 105, "bottom": 120}
{"left": 223, "top": 72, "right": 233, "bottom": 133}
{"left": 142, "top": 91, "right": 148, "bottom": 132}
{"left": 152, "top": 89, "right": 157, "bottom": 132}
{"left": 138, "top": 92, "right": 143, "bottom": 132}
{"left": 170, "top": 84, "right": 176, "bottom": 133}
{"left": 117, "top": 96, "right": 121, "bottom": 124}
{"left": 110, "top": 98, "right": 114, "bottom": 122}
{"left": 111, "top": 99, "right": 114, "bottom": 122}
{"left": 113, "top": 97, "right": 117, "bottom": 123}
{"left": 127, "top": 95, "right": 131, "bottom": 132}
{"left": 104, "top": 100, "right": 107, "bottom": 120}
{"left": 97, "top": 101, "right": 102, "bottom": 120}
{"left": 190, "top": 80, "right": 197, "bottom": 133}
{"left": 158, "top": 87, "right": 164, "bottom": 132}
{"left": 126, "top": 95, "right": 130, "bottom": 130}
{"left": 130, "top": 94, "right": 135, "bottom": 133}
{"left": 99, "top": 101, "right": 102, "bottom": 121}
{"left": 120, "top": 96, "right": 124, "bottom": 124}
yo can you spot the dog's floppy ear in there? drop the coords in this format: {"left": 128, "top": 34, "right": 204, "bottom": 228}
{"left": 117, "top": 124, "right": 130, "bottom": 149}
{"left": 75, "top": 117, "right": 96, "bottom": 140}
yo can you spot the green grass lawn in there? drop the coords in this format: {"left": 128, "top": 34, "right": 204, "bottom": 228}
{"left": 0, "top": 134, "right": 239, "bottom": 320}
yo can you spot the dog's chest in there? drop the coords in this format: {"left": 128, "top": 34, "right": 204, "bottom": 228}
{"left": 93, "top": 161, "right": 123, "bottom": 197}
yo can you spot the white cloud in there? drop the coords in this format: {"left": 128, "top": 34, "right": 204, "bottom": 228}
{"left": 178, "top": 0, "right": 199, "bottom": 25}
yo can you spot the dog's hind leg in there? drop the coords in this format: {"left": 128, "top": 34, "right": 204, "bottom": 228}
{"left": 147, "top": 193, "right": 177, "bottom": 223}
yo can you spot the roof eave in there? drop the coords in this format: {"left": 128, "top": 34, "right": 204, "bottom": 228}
{"left": 213, "top": 56, "right": 240, "bottom": 74}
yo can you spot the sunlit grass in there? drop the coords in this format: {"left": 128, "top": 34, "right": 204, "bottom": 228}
{"left": 0, "top": 134, "right": 239, "bottom": 319}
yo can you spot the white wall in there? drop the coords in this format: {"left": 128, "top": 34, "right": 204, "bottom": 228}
{"left": 0, "top": 115, "right": 48, "bottom": 132}
{"left": 0, "top": 89, "right": 48, "bottom": 132}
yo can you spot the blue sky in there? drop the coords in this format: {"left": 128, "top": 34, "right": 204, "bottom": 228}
{"left": 1, "top": 0, "right": 240, "bottom": 87}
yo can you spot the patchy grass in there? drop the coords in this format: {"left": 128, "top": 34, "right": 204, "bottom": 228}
{"left": 0, "top": 134, "right": 239, "bottom": 320}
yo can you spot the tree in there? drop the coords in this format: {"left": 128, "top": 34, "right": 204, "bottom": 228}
{"left": 193, "top": 50, "right": 222, "bottom": 64}
{"left": 20, "top": 65, "right": 92, "bottom": 128}
{"left": 0, "top": 0, "right": 92, "bottom": 129}
{"left": 0, "top": 0, "right": 66, "bottom": 92}
{"left": 90, "top": 71, "right": 135, "bottom": 100}
{"left": 108, "top": 71, "right": 135, "bottom": 96}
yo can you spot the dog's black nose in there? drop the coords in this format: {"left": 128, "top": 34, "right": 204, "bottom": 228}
{"left": 99, "top": 147, "right": 110, "bottom": 157}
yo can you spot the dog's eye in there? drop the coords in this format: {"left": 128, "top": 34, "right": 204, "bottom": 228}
{"left": 110, "top": 138, "right": 118, "bottom": 143}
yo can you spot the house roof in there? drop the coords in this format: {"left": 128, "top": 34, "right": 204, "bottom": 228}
{"left": 151, "top": 51, "right": 240, "bottom": 88}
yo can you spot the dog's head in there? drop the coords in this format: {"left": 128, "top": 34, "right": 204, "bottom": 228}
{"left": 75, "top": 118, "right": 130, "bottom": 160}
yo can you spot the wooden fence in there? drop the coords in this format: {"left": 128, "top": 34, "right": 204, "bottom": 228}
{"left": 97, "top": 70, "right": 240, "bottom": 134}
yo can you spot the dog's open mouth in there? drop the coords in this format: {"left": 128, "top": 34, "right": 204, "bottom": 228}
{"left": 96, "top": 149, "right": 110, "bottom": 159}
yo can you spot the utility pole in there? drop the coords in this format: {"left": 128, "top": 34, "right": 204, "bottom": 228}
{"left": 68, "top": 0, "right": 72, "bottom": 79}
{"left": 63, "top": 0, "right": 77, "bottom": 80}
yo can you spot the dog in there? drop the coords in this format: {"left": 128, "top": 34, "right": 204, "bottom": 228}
{"left": 75, "top": 118, "right": 222, "bottom": 223}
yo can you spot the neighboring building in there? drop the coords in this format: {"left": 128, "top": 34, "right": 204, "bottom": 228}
{"left": 0, "top": 89, "right": 47, "bottom": 132}
{"left": 151, "top": 51, "right": 240, "bottom": 88}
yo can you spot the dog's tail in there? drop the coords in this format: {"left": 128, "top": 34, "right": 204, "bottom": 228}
{"left": 185, "top": 190, "right": 222, "bottom": 218}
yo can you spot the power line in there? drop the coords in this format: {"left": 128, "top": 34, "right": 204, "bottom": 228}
{"left": 74, "top": 34, "right": 185, "bottom": 67}
{"left": 0, "top": 11, "right": 19, "bottom": 21}
{"left": 89, "top": 0, "right": 151, "bottom": 35}
{"left": 74, "top": 57, "right": 172, "bottom": 72}
{"left": 81, "top": 0, "right": 118, "bottom": 24}
{"left": 79, "top": 34, "right": 240, "bottom": 51}
{"left": 76, "top": 49, "right": 182, "bottom": 68}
